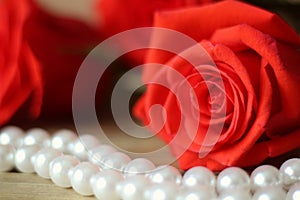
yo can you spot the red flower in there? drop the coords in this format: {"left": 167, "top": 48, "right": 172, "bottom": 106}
{"left": 134, "top": 1, "right": 300, "bottom": 171}
{"left": 0, "top": 0, "right": 42, "bottom": 125}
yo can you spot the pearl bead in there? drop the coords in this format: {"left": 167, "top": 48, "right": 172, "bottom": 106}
{"left": 101, "top": 152, "right": 131, "bottom": 171}
{"left": 69, "top": 162, "right": 100, "bottom": 196}
{"left": 33, "top": 148, "right": 62, "bottom": 178}
{"left": 69, "top": 134, "right": 100, "bottom": 161}
{"left": 217, "top": 167, "right": 250, "bottom": 193}
{"left": 116, "top": 175, "right": 150, "bottom": 200}
{"left": 251, "top": 165, "right": 283, "bottom": 191}
{"left": 218, "top": 189, "right": 252, "bottom": 200}
{"left": 182, "top": 166, "right": 216, "bottom": 188}
{"left": 252, "top": 186, "right": 287, "bottom": 200}
{"left": 144, "top": 181, "right": 179, "bottom": 200}
{"left": 15, "top": 144, "right": 41, "bottom": 173}
{"left": 280, "top": 158, "right": 300, "bottom": 188}
{"left": 88, "top": 144, "right": 117, "bottom": 165}
{"left": 0, "top": 126, "right": 24, "bottom": 147}
{"left": 49, "top": 155, "right": 79, "bottom": 188}
{"left": 90, "top": 169, "right": 123, "bottom": 200}
{"left": 148, "top": 165, "right": 182, "bottom": 185}
{"left": 0, "top": 144, "right": 15, "bottom": 172}
{"left": 287, "top": 182, "right": 300, "bottom": 200}
{"left": 23, "top": 128, "right": 50, "bottom": 147}
{"left": 51, "top": 129, "right": 77, "bottom": 153}
{"left": 123, "top": 158, "right": 156, "bottom": 176}
{"left": 176, "top": 186, "right": 217, "bottom": 200}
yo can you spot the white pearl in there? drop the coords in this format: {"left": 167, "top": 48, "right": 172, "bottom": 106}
{"left": 116, "top": 175, "right": 150, "bottom": 200}
{"left": 88, "top": 144, "right": 117, "bottom": 165}
{"left": 176, "top": 186, "right": 217, "bottom": 200}
{"left": 123, "top": 158, "right": 155, "bottom": 176}
{"left": 33, "top": 147, "right": 62, "bottom": 178}
{"left": 287, "top": 182, "right": 300, "bottom": 200}
{"left": 280, "top": 158, "right": 300, "bottom": 188}
{"left": 182, "top": 166, "right": 216, "bottom": 188}
{"left": 100, "top": 152, "right": 131, "bottom": 171}
{"left": 0, "top": 144, "right": 15, "bottom": 172}
{"left": 49, "top": 155, "right": 79, "bottom": 188}
{"left": 218, "top": 189, "right": 252, "bottom": 200}
{"left": 217, "top": 167, "right": 250, "bottom": 193}
{"left": 251, "top": 165, "right": 283, "bottom": 191}
{"left": 51, "top": 129, "right": 77, "bottom": 153}
{"left": 252, "top": 186, "right": 287, "bottom": 200}
{"left": 148, "top": 165, "right": 182, "bottom": 185}
{"left": 144, "top": 181, "right": 179, "bottom": 200}
{"left": 70, "top": 162, "right": 100, "bottom": 196}
{"left": 15, "top": 144, "right": 41, "bottom": 173}
{"left": 0, "top": 126, "right": 24, "bottom": 147}
{"left": 69, "top": 134, "right": 100, "bottom": 161}
{"left": 90, "top": 169, "right": 123, "bottom": 200}
{"left": 23, "top": 128, "right": 50, "bottom": 147}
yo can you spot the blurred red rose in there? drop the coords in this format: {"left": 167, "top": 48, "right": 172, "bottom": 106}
{"left": 98, "top": 0, "right": 217, "bottom": 64}
{"left": 1, "top": 0, "right": 105, "bottom": 124}
{"left": 0, "top": 0, "right": 42, "bottom": 125}
{"left": 134, "top": 1, "right": 300, "bottom": 171}
{"left": 98, "top": 0, "right": 215, "bottom": 38}
{"left": 24, "top": 0, "right": 102, "bottom": 119}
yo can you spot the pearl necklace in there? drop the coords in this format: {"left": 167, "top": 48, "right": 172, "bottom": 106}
{"left": 1, "top": 126, "right": 300, "bottom": 200}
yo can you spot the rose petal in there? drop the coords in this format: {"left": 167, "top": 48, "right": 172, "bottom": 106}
{"left": 233, "top": 127, "right": 300, "bottom": 167}
{"left": 239, "top": 24, "right": 300, "bottom": 118}
{"left": 143, "top": 1, "right": 299, "bottom": 82}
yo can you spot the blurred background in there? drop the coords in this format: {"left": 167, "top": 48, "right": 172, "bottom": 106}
{"left": 35, "top": 0, "right": 300, "bottom": 31}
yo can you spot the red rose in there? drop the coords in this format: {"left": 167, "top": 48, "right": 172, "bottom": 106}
{"left": 134, "top": 1, "right": 300, "bottom": 171}
{"left": 0, "top": 0, "right": 42, "bottom": 126}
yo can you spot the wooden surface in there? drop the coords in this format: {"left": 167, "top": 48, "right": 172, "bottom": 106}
{"left": 0, "top": 173, "right": 97, "bottom": 200}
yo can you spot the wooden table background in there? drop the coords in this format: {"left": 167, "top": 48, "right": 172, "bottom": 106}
{"left": 0, "top": 173, "right": 97, "bottom": 200}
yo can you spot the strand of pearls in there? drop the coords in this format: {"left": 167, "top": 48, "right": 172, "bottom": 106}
{"left": 1, "top": 125, "right": 300, "bottom": 200}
